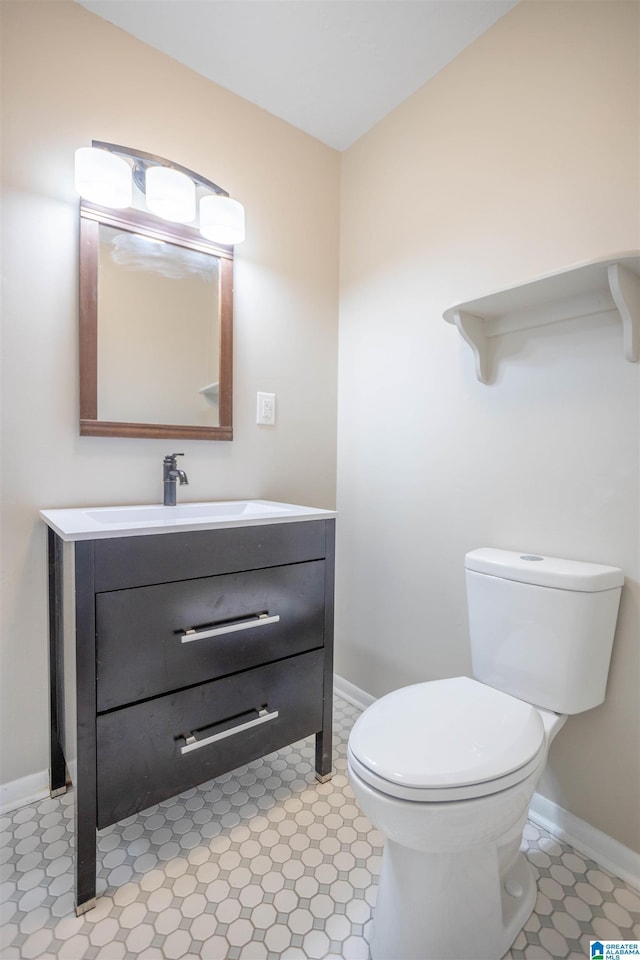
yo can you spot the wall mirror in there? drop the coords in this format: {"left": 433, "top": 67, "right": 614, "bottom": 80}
{"left": 78, "top": 145, "right": 237, "bottom": 440}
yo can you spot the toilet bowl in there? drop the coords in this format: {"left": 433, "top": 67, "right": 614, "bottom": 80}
{"left": 347, "top": 677, "right": 565, "bottom": 960}
{"left": 347, "top": 548, "right": 623, "bottom": 960}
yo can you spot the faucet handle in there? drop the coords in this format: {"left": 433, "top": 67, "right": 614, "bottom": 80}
{"left": 164, "top": 452, "right": 185, "bottom": 463}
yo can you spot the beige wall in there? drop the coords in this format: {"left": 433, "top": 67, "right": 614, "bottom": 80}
{"left": 0, "top": 1, "right": 339, "bottom": 784}
{"left": 337, "top": 0, "right": 640, "bottom": 851}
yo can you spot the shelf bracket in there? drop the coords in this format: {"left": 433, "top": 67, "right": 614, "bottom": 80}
{"left": 452, "top": 310, "right": 490, "bottom": 384}
{"left": 608, "top": 263, "right": 639, "bottom": 363}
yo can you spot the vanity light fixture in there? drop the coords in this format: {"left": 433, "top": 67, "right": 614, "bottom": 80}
{"left": 145, "top": 165, "right": 196, "bottom": 224}
{"left": 74, "top": 147, "right": 132, "bottom": 209}
{"left": 200, "top": 195, "right": 245, "bottom": 246}
{"left": 74, "top": 142, "right": 245, "bottom": 244}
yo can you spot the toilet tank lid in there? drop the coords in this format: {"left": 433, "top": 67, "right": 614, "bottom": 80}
{"left": 465, "top": 548, "right": 624, "bottom": 592}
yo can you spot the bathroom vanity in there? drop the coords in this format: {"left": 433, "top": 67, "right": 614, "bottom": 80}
{"left": 41, "top": 501, "right": 336, "bottom": 915}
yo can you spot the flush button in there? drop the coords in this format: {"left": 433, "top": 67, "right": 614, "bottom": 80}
{"left": 520, "top": 555, "right": 544, "bottom": 561}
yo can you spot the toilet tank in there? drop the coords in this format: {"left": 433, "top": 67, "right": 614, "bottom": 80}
{"left": 465, "top": 548, "right": 624, "bottom": 714}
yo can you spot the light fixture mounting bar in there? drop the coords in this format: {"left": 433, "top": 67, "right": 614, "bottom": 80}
{"left": 91, "top": 141, "right": 229, "bottom": 197}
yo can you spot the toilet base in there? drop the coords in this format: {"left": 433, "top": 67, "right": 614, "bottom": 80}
{"left": 370, "top": 839, "right": 536, "bottom": 960}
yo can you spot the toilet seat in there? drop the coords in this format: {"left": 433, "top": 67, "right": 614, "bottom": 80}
{"left": 348, "top": 676, "right": 547, "bottom": 803}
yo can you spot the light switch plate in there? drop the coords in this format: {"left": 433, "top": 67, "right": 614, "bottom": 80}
{"left": 256, "top": 392, "right": 276, "bottom": 425}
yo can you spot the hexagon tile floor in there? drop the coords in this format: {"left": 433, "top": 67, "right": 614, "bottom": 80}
{"left": 1, "top": 695, "right": 639, "bottom": 960}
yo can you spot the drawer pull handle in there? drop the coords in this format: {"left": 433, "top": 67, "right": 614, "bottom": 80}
{"left": 180, "top": 707, "right": 279, "bottom": 755}
{"left": 180, "top": 613, "right": 280, "bottom": 644}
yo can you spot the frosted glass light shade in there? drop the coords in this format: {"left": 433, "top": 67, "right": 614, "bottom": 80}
{"left": 145, "top": 166, "right": 196, "bottom": 223}
{"left": 74, "top": 147, "right": 132, "bottom": 208}
{"left": 200, "top": 195, "right": 245, "bottom": 245}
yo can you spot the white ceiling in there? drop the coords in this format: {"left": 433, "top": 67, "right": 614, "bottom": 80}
{"left": 77, "top": 0, "right": 518, "bottom": 151}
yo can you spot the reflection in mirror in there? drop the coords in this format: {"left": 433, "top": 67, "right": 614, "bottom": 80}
{"left": 79, "top": 207, "right": 233, "bottom": 441}
{"left": 97, "top": 225, "right": 221, "bottom": 426}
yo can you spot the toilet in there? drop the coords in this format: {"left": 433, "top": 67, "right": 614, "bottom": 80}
{"left": 347, "top": 548, "right": 623, "bottom": 960}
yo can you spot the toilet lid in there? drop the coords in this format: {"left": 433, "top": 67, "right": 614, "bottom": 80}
{"left": 348, "top": 676, "right": 545, "bottom": 790}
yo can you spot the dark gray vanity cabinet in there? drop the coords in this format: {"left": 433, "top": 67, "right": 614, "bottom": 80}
{"left": 47, "top": 519, "right": 335, "bottom": 915}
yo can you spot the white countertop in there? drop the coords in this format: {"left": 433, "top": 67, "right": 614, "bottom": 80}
{"left": 40, "top": 500, "right": 337, "bottom": 542}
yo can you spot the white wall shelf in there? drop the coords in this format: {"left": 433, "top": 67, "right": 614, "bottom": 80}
{"left": 443, "top": 252, "right": 640, "bottom": 384}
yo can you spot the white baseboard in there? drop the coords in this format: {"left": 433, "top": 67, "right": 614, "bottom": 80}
{"left": 334, "top": 673, "right": 376, "bottom": 711}
{"left": 333, "top": 673, "right": 640, "bottom": 891}
{"left": 529, "top": 793, "right": 640, "bottom": 891}
{"left": 0, "top": 768, "right": 49, "bottom": 815}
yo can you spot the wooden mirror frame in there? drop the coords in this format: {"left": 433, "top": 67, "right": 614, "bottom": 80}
{"left": 79, "top": 202, "right": 233, "bottom": 440}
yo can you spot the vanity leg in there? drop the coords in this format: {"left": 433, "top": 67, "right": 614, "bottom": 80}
{"left": 75, "top": 732, "right": 97, "bottom": 914}
{"left": 48, "top": 528, "right": 66, "bottom": 796}
{"left": 315, "top": 729, "right": 333, "bottom": 783}
{"left": 315, "top": 519, "right": 335, "bottom": 784}
{"left": 74, "top": 541, "right": 97, "bottom": 915}
{"left": 75, "top": 784, "right": 97, "bottom": 917}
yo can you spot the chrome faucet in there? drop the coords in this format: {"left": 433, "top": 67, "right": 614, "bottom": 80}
{"left": 163, "top": 453, "right": 189, "bottom": 506}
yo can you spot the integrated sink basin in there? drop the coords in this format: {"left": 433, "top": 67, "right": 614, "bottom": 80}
{"left": 85, "top": 500, "right": 290, "bottom": 525}
{"left": 40, "top": 499, "right": 337, "bottom": 541}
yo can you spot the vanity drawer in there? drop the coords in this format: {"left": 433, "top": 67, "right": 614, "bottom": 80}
{"left": 96, "top": 561, "right": 326, "bottom": 712}
{"left": 93, "top": 520, "right": 330, "bottom": 591}
{"left": 96, "top": 648, "right": 324, "bottom": 828}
